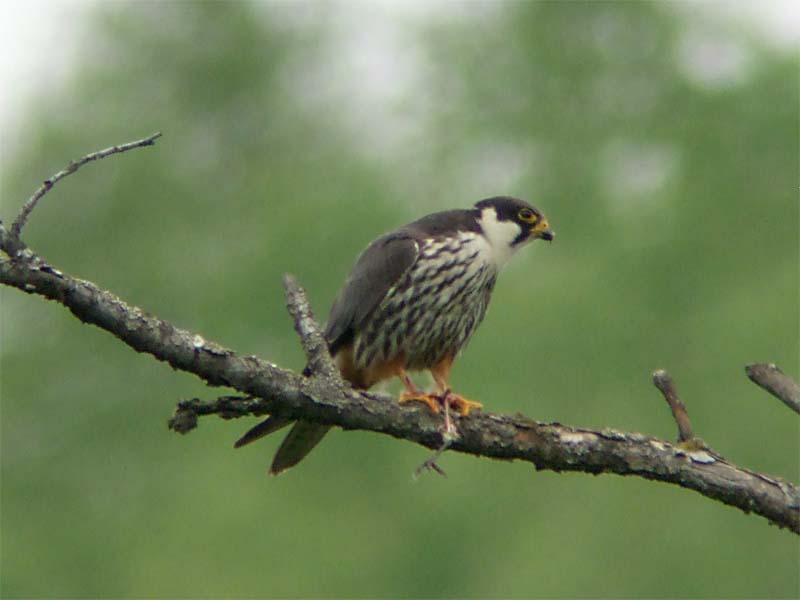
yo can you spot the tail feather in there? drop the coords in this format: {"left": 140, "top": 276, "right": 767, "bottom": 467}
{"left": 233, "top": 416, "right": 292, "bottom": 448}
{"left": 236, "top": 357, "right": 341, "bottom": 475}
{"left": 270, "top": 422, "right": 332, "bottom": 475}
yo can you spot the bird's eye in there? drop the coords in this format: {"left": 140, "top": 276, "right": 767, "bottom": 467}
{"left": 518, "top": 208, "right": 537, "bottom": 224}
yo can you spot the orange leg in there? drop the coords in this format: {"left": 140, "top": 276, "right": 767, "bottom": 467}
{"left": 397, "top": 371, "right": 440, "bottom": 414}
{"left": 430, "top": 356, "right": 483, "bottom": 416}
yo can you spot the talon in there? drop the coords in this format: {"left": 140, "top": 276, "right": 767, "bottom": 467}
{"left": 442, "top": 392, "right": 483, "bottom": 416}
{"left": 398, "top": 392, "right": 440, "bottom": 414}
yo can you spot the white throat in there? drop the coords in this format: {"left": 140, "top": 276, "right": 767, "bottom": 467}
{"left": 477, "top": 207, "right": 525, "bottom": 269}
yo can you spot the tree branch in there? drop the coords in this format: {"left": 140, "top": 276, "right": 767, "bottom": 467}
{"left": 652, "top": 369, "right": 695, "bottom": 443}
{"left": 10, "top": 132, "right": 162, "bottom": 240}
{"left": 3, "top": 137, "right": 798, "bottom": 535}
{"left": 745, "top": 363, "right": 800, "bottom": 415}
{"left": 283, "top": 273, "right": 340, "bottom": 381}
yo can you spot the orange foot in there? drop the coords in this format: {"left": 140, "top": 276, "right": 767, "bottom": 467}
{"left": 443, "top": 392, "right": 483, "bottom": 416}
{"left": 398, "top": 392, "right": 441, "bottom": 414}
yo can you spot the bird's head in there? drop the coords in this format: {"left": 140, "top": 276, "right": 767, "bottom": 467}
{"left": 474, "top": 196, "right": 554, "bottom": 265}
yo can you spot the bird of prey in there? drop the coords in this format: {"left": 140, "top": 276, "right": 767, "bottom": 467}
{"left": 235, "top": 196, "right": 554, "bottom": 474}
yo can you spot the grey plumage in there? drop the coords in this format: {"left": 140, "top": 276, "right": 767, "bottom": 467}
{"left": 232, "top": 415, "right": 291, "bottom": 448}
{"left": 269, "top": 422, "right": 332, "bottom": 474}
{"left": 325, "top": 233, "right": 419, "bottom": 356}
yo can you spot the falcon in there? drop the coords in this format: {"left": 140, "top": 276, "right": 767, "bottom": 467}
{"left": 235, "top": 196, "right": 554, "bottom": 474}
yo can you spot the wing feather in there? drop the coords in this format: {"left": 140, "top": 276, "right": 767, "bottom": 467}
{"left": 325, "top": 232, "right": 419, "bottom": 355}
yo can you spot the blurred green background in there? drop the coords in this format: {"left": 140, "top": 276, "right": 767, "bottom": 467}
{"left": 2, "top": 1, "right": 798, "bottom": 598}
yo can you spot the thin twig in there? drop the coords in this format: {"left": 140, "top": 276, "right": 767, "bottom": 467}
{"left": 745, "top": 363, "right": 800, "bottom": 415}
{"left": 10, "top": 132, "right": 163, "bottom": 239}
{"left": 283, "top": 274, "right": 339, "bottom": 380}
{"left": 652, "top": 369, "right": 694, "bottom": 442}
{"left": 169, "top": 395, "right": 262, "bottom": 434}
{"left": 413, "top": 439, "right": 452, "bottom": 480}
{"left": 413, "top": 400, "right": 460, "bottom": 479}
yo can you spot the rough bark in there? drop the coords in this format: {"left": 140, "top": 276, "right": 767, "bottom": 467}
{"left": 746, "top": 363, "right": 800, "bottom": 415}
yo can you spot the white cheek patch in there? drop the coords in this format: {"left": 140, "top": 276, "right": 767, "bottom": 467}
{"left": 479, "top": 207, "right": 524, "bottom": 268}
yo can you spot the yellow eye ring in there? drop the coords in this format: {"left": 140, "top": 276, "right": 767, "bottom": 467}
{"left": 518, "top": 208, "right": 537, "bottom": 224}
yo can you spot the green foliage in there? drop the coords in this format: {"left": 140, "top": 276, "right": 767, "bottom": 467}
{"left": 2, "top": 2, "right": 797, "bottom": 597}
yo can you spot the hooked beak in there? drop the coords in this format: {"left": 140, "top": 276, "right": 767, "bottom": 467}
{"left": 531, "top": 219, "right": 555, "bottom": 242}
